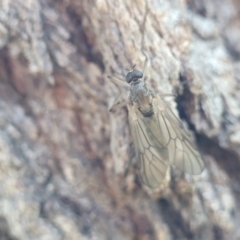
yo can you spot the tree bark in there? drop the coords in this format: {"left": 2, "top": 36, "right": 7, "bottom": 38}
{"left": 0, "top": 0, "right": 240, "bottom": 239}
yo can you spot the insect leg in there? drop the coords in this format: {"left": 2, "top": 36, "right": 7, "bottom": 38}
{"left": 142, "top": 53, "right": 148, "bottom": 84}
{"left": 109, "top": 99, "right": 128, "bottom": 113}
{"left": 158, "top": 93, "right": 177, "bottom": 97}
{"left": 107, "top": 75, "right": 130, "bottom": 88}
{"left": 107, "top": 75, "right": 130, "bottom": 112}
{"left": 140, "top": 3, "right": 149, "bottom": 84}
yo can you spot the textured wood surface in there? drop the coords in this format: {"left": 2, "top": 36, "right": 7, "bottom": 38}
{"left": 0, "top": 0, "right": 240, "bottom": 239}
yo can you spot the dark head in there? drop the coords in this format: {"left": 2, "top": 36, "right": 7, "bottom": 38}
{"left": 125, "top": 69, "right": 143, "bottom": 83}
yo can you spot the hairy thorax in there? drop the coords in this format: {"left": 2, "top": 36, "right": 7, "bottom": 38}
{"left": 129, "top": 81, "right": 154, "bottom": 117}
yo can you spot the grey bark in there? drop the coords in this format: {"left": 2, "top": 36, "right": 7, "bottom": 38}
{"left": 0, "top": 0, "right": 240, "bottom": 239}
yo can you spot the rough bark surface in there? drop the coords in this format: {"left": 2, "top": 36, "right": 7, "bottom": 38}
{"left": 0, "top": 0, "right": 240, "bottom": 239}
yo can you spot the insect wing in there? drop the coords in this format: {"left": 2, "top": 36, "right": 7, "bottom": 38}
{"left": 155, "top": 95, "right": 205, "bottom": 175}
{"left": 128, "top": 103, "right": 169, "bottom": 188}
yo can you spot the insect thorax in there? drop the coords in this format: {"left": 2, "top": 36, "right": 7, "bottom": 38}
{"left": 129, "top": 81, "right": 154, "bottom": 117}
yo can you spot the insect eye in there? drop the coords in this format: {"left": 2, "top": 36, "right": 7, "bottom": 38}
{"left": 126, "top": 72, "right": 133, "bottom": 83}
{"left": 125, "top": 70, "right": 143, "bottom": 83}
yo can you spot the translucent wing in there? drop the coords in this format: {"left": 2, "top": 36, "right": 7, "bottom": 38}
{"left": 128, "top": 103, "right": 169, "bottom": 188}
{"left": 128, "top": 95, "right": 204, "bottom": 188}
{"left": 155, "top": 95, "right": 204, "bottom": 175}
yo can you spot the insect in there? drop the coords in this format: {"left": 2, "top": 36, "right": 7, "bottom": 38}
{"left": 108, "top": 56, "right": 205, "bottom": 188}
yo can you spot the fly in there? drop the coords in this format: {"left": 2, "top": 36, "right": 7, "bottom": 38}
{"left": 109, "top": 56, "right": 204, "bottom": 189}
